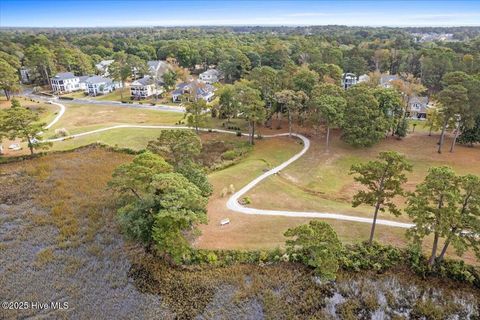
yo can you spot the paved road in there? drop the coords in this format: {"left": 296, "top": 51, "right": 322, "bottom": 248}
{"left": 43, "top": 104, "right": 414, "bottom": 230}
{"left": 23, "top": 91, "right": 185, "bottom": 113}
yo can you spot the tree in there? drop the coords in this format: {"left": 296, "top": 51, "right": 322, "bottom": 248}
{"left": 233, "top": 81, "right": 265, "bottom": 144}
{"left": 147, "top": 130, "right": 202, "bottom": 168}
{"left": 350, "top": 151, "right": 412, "bottom": 244}
{"left": 424, "top": 104, "right": 443, "bottom": 136}
{"left": 109, "top": 54, "right": 131, "bottom": 100}
{"left": 275, "top": 90, "right": 307, "bottom": 137}
{"left": 374, "top": 88, "right": 404, "bottom": 138}
{"left": 25, "top": 44, "right": 55, "bottom": 85}
{"left": 151, "top": 173, "right": 208, "bottom": 263}
{"left": 1, "top": 99, "right": 50, "bottom": 155}
{"left": 341, "top": 86, "right": 390, "bottom": 147}
{"left": 284, "top": 221, "right": 342, "bottom": 280}
{"left": 292, "top": 66, "right": 319, "bottom": 97}
{"left": 110, "top": 153, "right": 209, "bottom": 262}
{"left": 437, "top": 174, "right": 480, "bottom": 262}
{"left": 108, "top": 151, "right": 173, "bottom": 201}
{"left": 217, "top": 84, "right": 239, "bottom": 122}
{"left": 184, "top": 99, "right": 208, "bottom": 134}
{"left": 248, "top": 66, "right": 279, "bottom": 111}
{"left": 310, "top": 83, "right": 346, "bottom": 149}
{"left": 437, "top": 84, "right": 468, "bottom": 153}
{"left": 458, "top": 115, "right": 480, "bottom": 147}
{"left": 0, "top": 59, "right": 20, "bottom": 100}
{"left": 218, "top": 49, "right": 251, "bottom": 82}
{"left": 162, "top": 70, "right": 177, "bottom": 91}
{"left": 406, "top": 166, "right": 460, "bottom": 266}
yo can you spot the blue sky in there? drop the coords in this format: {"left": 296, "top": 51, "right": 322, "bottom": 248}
{"left": 1, "top": 1, "right": 479, "bottom": 27}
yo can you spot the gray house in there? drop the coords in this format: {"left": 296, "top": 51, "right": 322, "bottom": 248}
{"left": 406, "top": 96, "right": 429, "bottom": 120}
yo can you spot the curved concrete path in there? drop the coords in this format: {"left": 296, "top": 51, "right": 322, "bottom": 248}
{"left": 44, "top": 102, "right": 414, "bottom": 229}
{"left": 45, "top": 101, "right": 66, "bottom": 129}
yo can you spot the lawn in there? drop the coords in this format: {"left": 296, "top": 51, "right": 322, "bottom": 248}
{"left": 46, "top": 103, "right": 184, "bottom": 137}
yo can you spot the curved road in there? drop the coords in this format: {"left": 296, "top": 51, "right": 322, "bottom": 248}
{"left": 44, "top": 102, "right": 414, "bottom": 229}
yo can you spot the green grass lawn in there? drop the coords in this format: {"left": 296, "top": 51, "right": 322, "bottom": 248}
{"left": 62, "top": 91, "right": 88, "bottom": 99}
{"left": 46, "top": 103, "right": 184, "bottom": 137}
{"left": 93, "top": 88, "right": 130, "bottom": 101}
{"left": 49, "top": 127, "right": 178, "bottom": 150}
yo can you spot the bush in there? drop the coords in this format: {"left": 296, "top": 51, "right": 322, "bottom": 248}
{"left": 54, "top": 128, "right": 70, "bottom": 138}
{"left": 236, "top": 131, "right": 242, "bottom": 137}
{"left": 221, "top": 150, "right": 237, "bottom": 161}
{"left": 340, "top": 242, "right": 401, "bottom": 272}
{"left": 58, "top": 96, "right": 74, "bottom": 100}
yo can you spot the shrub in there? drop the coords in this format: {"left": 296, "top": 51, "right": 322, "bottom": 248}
{"left": 340, "top": 242, "right": 401, "bottom": 272}
{"left": 240, "top": 196, "right": 251, "bottom": 205}
{"left": 221, "top": 150, "right": 237, "bottom": 161}
{"left": 54, "top": 128, "right": 70, "bottom": 138}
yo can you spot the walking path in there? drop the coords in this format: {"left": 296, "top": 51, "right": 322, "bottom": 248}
{"left": 43, "top": 102, "right": 414, "bottom": 229}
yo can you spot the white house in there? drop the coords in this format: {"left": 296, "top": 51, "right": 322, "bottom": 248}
{"left": 358, "top": 74, "right": 370, "bottom": 84}
{"left": 95, "top": 60, "right": 114, "bottom": 77}
{"left": 130, "top": 76, "right": 161, "bottom": 99}
{"left": 51, "top": 72, "right": 82, "bottom": 93}
{"left": 341, "top": 73, "right": 357, "bottom": 90}
{"left": 171, "top": 81, "right": 215, "bottom": 102}
{"left": 199, "top": 69, "right": 222, "bottom": 84}
{"left": 85, "top": 76, "right": 122, "bottom": 96}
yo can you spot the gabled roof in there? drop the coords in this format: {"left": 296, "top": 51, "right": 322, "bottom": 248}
{"left": 131, "top": 76, "right": 155, "bottom": 86}
{"left": 53, "top": 72, "right": 77, "bottom": 80}
{"left": 86, "top": 76, "right": 113, "bottom": 84}
{"left": 172, "top": 81, "right": 215, "bottom": 98}
{"left": 78, "top": 75, "right": 90, "bottom": 83}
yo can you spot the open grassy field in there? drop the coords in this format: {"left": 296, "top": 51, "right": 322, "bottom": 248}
{"left": 46, "top": 103, "right": 184, "bottom": 136}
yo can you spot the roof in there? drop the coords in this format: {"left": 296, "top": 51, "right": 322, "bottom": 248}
{"left": 78, "top": 75, "right": 90, "bottom": 83}
{"left": 410, "top": 96, "right": 429, "bottom": 105}
{"left": 380, "top": 74, "right": 399, "bottom": 85}
{"left": 131, "top": 76, "right": 155, "bottom": 86}
{"left": 53, "top": 72, "right": 76, "bottom": 80}
{"left": 172, "top": 81, "right": 215, "bottom": 98}
{"left": 342, "top": 72, "right": 357, "bottom": 78}
{"left": 95, "top": 60, "right": 114, "bottom": 69}
{"left": 200, "top": 69, "right": 221, "bottom": 77}
{"left": 86, "top": 76, "right": 112, "bottom": 84}
{"left": 148, "top": 60, "right": 172, "bottom": 80}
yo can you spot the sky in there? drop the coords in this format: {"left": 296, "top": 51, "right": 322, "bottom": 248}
{"left": 0, "top": 0, "right": 479, "bottom": 28}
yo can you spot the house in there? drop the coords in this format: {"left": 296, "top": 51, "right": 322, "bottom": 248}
{"left": 85, "top": 76, "right": 122, "bottom": 96}
{"left": 147, "top": 60, "right": 172, "bottom": 81}
{"left": 358, "top": 74, "right": 370, "bottom": 83}
{"left": 380, "top": 74, "right": 399, "bottom": 88}
{"left": 50, "top": 72, "right": 82, "bottom": 93}
{"left": 341, "top": 73, "right": 357, "bottom": 90}
{"left": 78, "top": 75, "right": 90, "bottom": 91}
{"left": 171, "top": 81, "right": 216, "bottom": 102}
{"left": 95, "top": 60, "right": 114, "bottom": 77}
{"left": 130, "top": 76, "right": 162, "bottom": 99}
{"left": 19, "top": 67, "right": 31, "bottom": 84}
{"left": 199, "top": 69, "right": 222, "bottom": 84}
{"left": 406, "top": 96, "right": 429, "bottom": 120}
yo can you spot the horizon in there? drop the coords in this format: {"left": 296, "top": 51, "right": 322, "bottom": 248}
{"left": 1, "top": 0, "right": 479, "bottom": 28}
